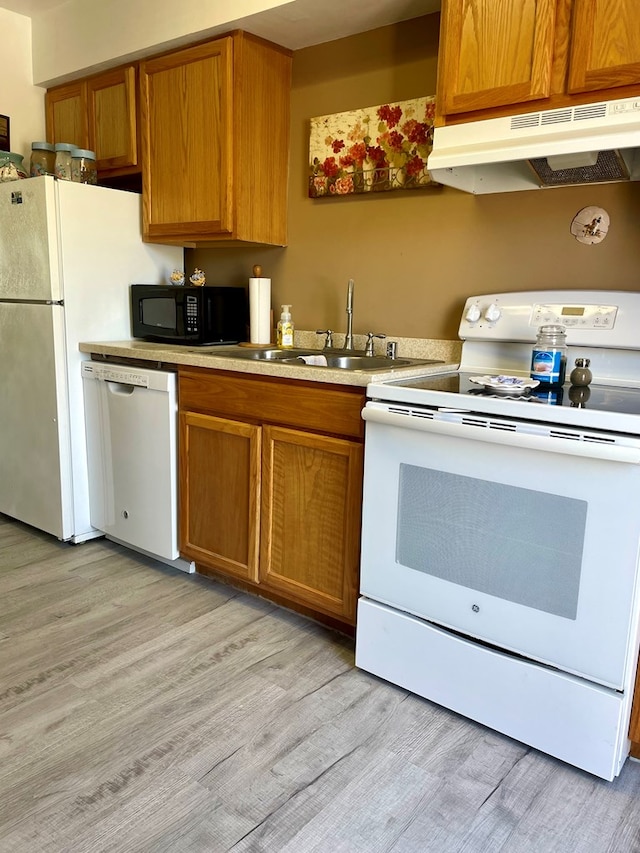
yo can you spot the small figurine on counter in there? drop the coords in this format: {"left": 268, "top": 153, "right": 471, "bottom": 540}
{"left": 169, "top": 269, "right": 185, "bottom": 286}
{"left": 189, "top": 268, "right": 206, "bottom": 286}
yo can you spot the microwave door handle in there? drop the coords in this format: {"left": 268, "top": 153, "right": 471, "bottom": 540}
{"left": 362, "top": 405, "right": 640, "bottom": 465}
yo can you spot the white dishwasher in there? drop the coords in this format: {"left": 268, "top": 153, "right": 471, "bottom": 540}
{"left": 82, "top": 361, "right": 194, "bottom": 572}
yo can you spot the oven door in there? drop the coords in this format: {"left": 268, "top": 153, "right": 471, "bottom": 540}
{"left": 360, "top": 402, "right": 640, "bottom": 690}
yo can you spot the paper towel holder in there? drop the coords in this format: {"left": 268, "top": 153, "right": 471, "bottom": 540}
{"left": 249, "top": 264, "right": 272, "bottom": 346}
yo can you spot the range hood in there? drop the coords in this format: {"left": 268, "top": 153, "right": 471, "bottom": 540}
{"left": 427, "top": 96, "right": 640, "bottom": 194}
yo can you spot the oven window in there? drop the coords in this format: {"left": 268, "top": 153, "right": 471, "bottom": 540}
{"left": 396, "top": 465, "right": 587, "bottom": 619}
{"left": 141, "top": 297, "right": 177, "bottom": 329}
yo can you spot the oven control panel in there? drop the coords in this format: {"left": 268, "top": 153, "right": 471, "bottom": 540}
{"left": 531, "top": 303, "right": 618, "bottom": 329}
{"left": 458, "top": 290, "right": 640, "bottom": 347}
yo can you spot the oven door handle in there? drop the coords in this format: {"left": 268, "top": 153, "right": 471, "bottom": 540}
{"left": 362, "top": 406, "right": 640, "bottom": 464}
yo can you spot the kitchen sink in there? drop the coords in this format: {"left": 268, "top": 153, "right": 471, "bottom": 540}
{"left": 209, "top": 347, "right": 443, "bottom": 372}
{"left": 212, "top": 347, "right": 314, "bottom": 361}
{"left": 310, "top": 355, "right": 420, "bottom": 370}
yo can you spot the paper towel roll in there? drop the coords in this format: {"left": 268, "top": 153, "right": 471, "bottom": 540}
{"left": 249, "top": 266, "right": 271, "bottom": 344}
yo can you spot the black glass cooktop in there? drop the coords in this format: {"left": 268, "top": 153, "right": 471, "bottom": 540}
{"left": 387, "top": 371, "right": 640, "bottom": 416}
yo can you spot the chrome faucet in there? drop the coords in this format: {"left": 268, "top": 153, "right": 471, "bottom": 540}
{"left": 344, "top": 279, "right": 355, "bottom": 350}
{"left": 316, "top": 329, "right": 334, "bottom": 348}
{"left": 365, "top": 332, "right": 386, "bottom": 356}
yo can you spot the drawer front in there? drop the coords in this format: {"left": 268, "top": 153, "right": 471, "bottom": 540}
{"left": 179, "top": 369, "right": 365, "bottom": 439}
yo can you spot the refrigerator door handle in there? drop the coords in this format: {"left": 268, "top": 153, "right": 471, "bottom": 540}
{"left": 0, "top": 298, "right": 63, "bottom": 306}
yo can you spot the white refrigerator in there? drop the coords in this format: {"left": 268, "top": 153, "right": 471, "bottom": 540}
{"left": 0, "top": 176, "right": 182, "bottom": 542}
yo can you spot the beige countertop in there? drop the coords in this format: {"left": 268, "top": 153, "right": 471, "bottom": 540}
{"left": 79, "top": 333, "right": 461, "bottom": 388}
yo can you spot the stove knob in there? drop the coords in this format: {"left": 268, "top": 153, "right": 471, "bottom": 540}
{"left": 484, "top": 303, "right": 501, "bottom": 323}
{"left": 465, "top": 304, "right": 481, "bottom": 323}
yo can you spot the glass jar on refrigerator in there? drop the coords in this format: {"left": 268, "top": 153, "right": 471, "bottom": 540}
{"left": 71, "top": 149, "right": 97, "bottom": 184}
{"left": 0, "top": 152, "right": 28, "bottom": 182}
{"left": 30, "top": 142, "right": 56, "bottom": 176}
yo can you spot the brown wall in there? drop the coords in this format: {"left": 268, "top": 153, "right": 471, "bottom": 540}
{"left": 191, "top": 14, "right": 640, "bottom": 341}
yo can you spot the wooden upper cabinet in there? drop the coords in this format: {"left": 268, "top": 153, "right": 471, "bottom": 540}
{"left": 140, "top": 38, "right": 233, "bottom": 242}
{"left": 437, "top": 0, "right": 640, "bottom": 124}
{"left": 139, "top": 32, "right": 292, "bottom": 247}
{"left": 45, "top": 81, "right": 88, "bottom": 150}
{"left": 46, "top": 64, "right": 139, "bottom": 176}
{"left": 86, "top": 66, "right": 138, "bottom": 171}
{"left": 437, "top": 0, "right": 558, "bottom": 115}
{"left": 568, "top": 0, "right": 640, "bottom": 93}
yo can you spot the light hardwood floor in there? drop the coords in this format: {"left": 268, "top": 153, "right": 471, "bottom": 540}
{"left": 2, "top": 513, "right": 640, "bottom": 853}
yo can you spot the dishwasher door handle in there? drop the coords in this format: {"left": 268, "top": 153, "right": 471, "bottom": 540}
{"left": 105, "top": 381, "right": 136, "bottom": 396}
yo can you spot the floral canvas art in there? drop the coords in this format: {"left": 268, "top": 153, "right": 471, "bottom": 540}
{"left": 309, "top": 97, "right": 437, "bottom": 198}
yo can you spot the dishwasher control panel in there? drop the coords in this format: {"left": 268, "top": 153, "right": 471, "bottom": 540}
{"left": 81, "top": 362, "right": 150, "bottom": 387}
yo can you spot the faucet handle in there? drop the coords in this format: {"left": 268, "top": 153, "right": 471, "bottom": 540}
{"left": 316, "top": 329, "right": 334, "bottom": 348}
{"left": 365, "top": 332, "right": 386, "bottom": 356}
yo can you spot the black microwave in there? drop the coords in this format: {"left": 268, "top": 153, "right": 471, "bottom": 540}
{"left": 131, "top": 284, "right": 247, "bottom": 345}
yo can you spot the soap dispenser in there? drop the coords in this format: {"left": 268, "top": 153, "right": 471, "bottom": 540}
{"left": 277, "top": 304, "right": 294, "bottom": 348}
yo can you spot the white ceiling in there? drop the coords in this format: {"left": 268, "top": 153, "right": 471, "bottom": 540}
{"left": 1, "top": 0, "right": 441, "bottom": 49}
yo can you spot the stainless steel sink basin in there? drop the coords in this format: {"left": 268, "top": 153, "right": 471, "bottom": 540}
{"left": 281, "top": 354, "right": 440, "bottom": 371}
{"left": 212, "top": 347, "right": 316, "bottom": 361}
{"left": 317, "top": 355, "right": 416, "bottom": 370}
{"left": 209, "top": 347, "right": 442, "bottom": 372}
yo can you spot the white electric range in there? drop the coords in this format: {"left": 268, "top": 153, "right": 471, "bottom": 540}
{"left": 356, "top": 290, "right": 640, "bottom": 781}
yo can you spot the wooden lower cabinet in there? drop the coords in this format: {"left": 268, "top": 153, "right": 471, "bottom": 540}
{"left": 179, "top": 369, "right": 365, "bottom": 626}
{"left": 260, "top": 425, "right": 363, "bottom": 621}
{"left": 629, "top": 652, "right": 640, "bottom": 755}
{"left": 180, "top": 411, "right": 261, "bottom": 582}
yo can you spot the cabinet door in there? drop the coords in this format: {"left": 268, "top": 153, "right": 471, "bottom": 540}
{"left": 87, "top": 66, "right": 138, "bottom": 171}
{"left": 629, "top": 651, "right": 640, "bottom": 755}
{"left": 45, "top": 81, "right": 88, "bottom": 149}
{"left": 180, "top": 412, "right": 261, "bottom": 581}
{"left": 437, "top": 0, "right": 557, "bottom": 115}
{"left": 140, "top": 38, "right": 233, "bottom": 242}
{"left": 568, "top": 0, "right": 640, "bottom": 93}
{"left": 260, "top": 425, "right": 363, "bottom": 624}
